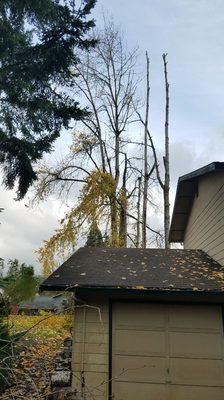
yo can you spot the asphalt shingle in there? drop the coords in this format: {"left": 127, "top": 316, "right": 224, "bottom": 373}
{"left": 40, "top": 247, "right": 224, "bottom": 293}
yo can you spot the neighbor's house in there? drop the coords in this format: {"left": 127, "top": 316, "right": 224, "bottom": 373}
{"left": 40, "top": 161, "right": 224, "bottom": 400}
{"left": 17, "top": 294, "right": 67, "bottom": 315}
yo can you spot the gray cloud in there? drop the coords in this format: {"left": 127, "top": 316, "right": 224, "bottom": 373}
{"left": 0, "top": 187, "right": 63, "bottom": 273}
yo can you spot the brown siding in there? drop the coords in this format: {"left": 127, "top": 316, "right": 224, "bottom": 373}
{"left": 184, "top": 171, "right": 224, "bottom": 265}
{"left": 72, "top": 296, "right": 109, "bottom": 399}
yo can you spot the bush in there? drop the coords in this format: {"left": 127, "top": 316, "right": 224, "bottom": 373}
{"left": 0, "top": 298, "right": 11, "bottom": 392}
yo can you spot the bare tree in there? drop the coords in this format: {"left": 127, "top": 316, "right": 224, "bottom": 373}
{"left": 162, "top": 53, "right": 170, "bottom": 249}
{"left": 88, "top": 23, "right": 137, "bottom": 245}
{"left": 32, "top": 24, "right": 168, "bottom": 273}
{"left": 33, "top": 21, "right": 146, "bottom": 271}
{"left": 142, "top": 52, "right": 150, "bottom": 248}
{"left": 136, "top": 53, "right": 170, "bottom": 248}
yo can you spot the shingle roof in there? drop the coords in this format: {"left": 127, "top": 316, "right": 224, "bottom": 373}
{"left": 19, "top": 294, "right": 66, "bottom": 310}
{"left": 40, "top": 247, "right": 224, "bottom": 293}
{"left": 169, "top": 162, "right": 224, "bottom": 243}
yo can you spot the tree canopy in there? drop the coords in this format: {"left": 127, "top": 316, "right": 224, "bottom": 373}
{"left": 0, "top": 0, "right": 96, "bottom": 199}
{"left": 0, "top": 259, "right": 41, "bottom": 304}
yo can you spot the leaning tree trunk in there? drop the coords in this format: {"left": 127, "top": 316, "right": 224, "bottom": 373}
{"left": 162, "top": 53, "right": 170, "bottom": 249}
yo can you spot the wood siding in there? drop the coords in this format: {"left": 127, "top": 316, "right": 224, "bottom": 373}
{"left": 72, "top": 296, "right": 109, "bottom": 399}
{"left": 184, "top": 171, "right": 224, "bottom": 265}
{"left": 72, "top": 298, "right": 224, "bottom": 399}
{"left": 112, "top": 302, "right": 224, "bottom": 400}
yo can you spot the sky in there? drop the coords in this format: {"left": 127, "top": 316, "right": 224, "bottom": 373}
{"left": 1, "top": 0, "right": 224, "bottom": 273}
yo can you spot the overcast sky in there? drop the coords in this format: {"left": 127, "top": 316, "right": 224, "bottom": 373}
{"left": 1, "top": 0, "right": 224, "bottom": 273}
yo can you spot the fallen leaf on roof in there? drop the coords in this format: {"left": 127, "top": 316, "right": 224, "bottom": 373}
{"left": 212, "top": 271, "right": 224, "bottom": 280}
{"left": 135, "top": 285, "right": 146, "bottom": 290}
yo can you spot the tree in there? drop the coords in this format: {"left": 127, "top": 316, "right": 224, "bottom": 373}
{"left": 36, "top": 21, "right": 147, "bottom": 274}
{"left": 35, "top": 23, "right": 171, "bottom": 274}
{"left": 1, "top": 259, "right": 41, "bottom": 305}
{"left": 162, "top": 54, "right": 170, "bottom": 249}
{"left": 136, "top": 53, "right": 170, "bottom": 248}
{"left": 85, "top": 222, "right": 104, "bottom": 247}
{"left": 0, "top": 0, "right": 96, "bottom": 199}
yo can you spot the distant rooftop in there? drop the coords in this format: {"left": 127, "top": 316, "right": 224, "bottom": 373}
{"left": 40, "top": 247, "right": 224, "bottom": 294}
{"left": 169, "top": 162, "right": 224, "bottom": 243}
{"left": 19, "top": 294, "right": 66, "bottom": 310}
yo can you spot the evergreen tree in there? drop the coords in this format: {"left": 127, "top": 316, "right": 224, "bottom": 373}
{"left": 85, "top": 222, "right": 104, "bottom": 247}
{"left": 0, "top": 0, "right": 97, "bottom": 199}
{"left": 4, "top": 259, "right": 41, "bottom": 304}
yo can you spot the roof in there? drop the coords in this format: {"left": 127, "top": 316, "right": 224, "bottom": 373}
{"left": 19, "top": 294, "right": 66, "bottom": 310}
{"left": 40, "top": 247, "right": 224, "bottom": 294}
{"left": 169, "top": 162, "right": 224, "bottom": 243}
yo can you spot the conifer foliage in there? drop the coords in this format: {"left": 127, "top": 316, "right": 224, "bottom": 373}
{"left": 0, "top": 0, "right": 96, "bottom": 199}
{"left": 85, "top": 221, "right": 104, "bottom": 247}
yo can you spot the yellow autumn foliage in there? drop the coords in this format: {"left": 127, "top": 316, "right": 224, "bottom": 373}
{"left": 38, "top": 169, "right": 117, "bottom": 276}
{"left": 8, "top": 315, "right": 72, "bottom": 340}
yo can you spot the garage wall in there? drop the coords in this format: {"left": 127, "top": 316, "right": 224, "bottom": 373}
{"left": 72, "top": 297, "right": 109, "bottom": 400}
{"left": 184, "top": 171, "right": 224, "bottom": 265}
{"left": 112, "top": 302, "right": 224, "bottom": 400}
{"left": 72, "top": 299, "right": 224, "bottom": 400}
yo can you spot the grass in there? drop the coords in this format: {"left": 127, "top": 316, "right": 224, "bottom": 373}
{"left": 8, "top": 314, "right": 72, "bottom": 340}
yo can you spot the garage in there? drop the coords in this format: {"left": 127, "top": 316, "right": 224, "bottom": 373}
{"left": 112, "top": 302, "right": 224, "bottom": 400}
{"left": 41, "top": 247, "right": 224, "bottom": 399}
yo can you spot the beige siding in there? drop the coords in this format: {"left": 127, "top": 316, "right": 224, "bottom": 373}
{"left": 184, "top": 171, "right": 224, "bottom": 265}
{"left": 112, "top": 303, "right": 224, "bottom": 400}
{"left": 72, "top": 299, "right": 224, "bottom": 400}
{"left": 72, "top": 297, "right": 109, "bottom": 399}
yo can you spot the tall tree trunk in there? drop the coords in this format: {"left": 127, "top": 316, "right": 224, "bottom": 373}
{"left": 162, "top": 53, "right": 170, "bottom": 249}
{"left": 142, "top": 52, "right": 150, "bottom": 249}
{"left": 136, "top": 175, "right": 142, "bottom": 248}
{"left": 110, "top": 197, "right": 118, "bottom": 246}
{"left": 109, "top": 131, "right": 120, "bottom": 246}
{"left": 119, "top": 153, "right": 127, "bottom": 247}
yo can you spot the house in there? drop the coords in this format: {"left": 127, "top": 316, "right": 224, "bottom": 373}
{"left": 18, "top": 294, "right": 67, "bottom": 315}
{"left": 169, "top": 161, "right": 224, "bottom": 265}
{"left": 40, "top": 161, "right": 224, "bottom": 400}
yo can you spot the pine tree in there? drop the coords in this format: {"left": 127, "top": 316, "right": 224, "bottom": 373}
{"left": 0, "top": 0, "right": 97, "bottom": 199}
{"left": 85, "top": 222, "right": 104, "bottom": 247}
